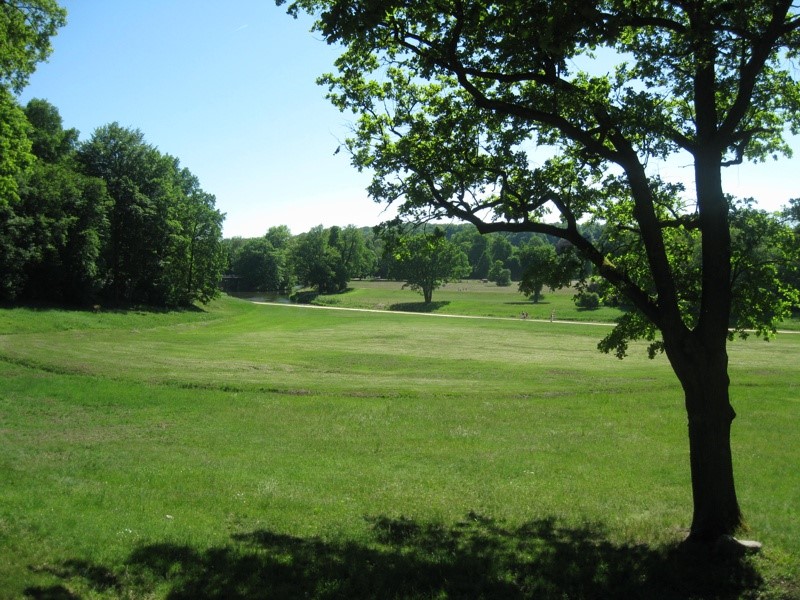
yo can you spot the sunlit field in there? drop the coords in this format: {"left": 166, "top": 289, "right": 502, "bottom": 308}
{"left": 1, "top": 293, "right": 797, "bottom": 598}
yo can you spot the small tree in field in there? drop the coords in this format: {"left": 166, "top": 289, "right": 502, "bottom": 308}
{"left": 518, "top": 240, "right": 581, "bottom": 303}
{"left": 388, "top": 229, "right": 470, "bottom": 303}
{"left": 280, "top": 0, "right": 800, "bottom": 545}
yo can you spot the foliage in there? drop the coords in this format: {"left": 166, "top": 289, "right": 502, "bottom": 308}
{"left": 230, "top": 236, "right": 292, "bottom": 292}
{"left": 290, "top": 224, "right": 375, "bottom": 293}
{"left": 291, "top": 225, "right": 346, "bottom": 293}
{"left": 518, "top": 239, "right": 582, "bottom": 303}
{"left": 14, "top": 161, "right": 110, "bottom": 304}
{"left": 575, "top": 291, "right": 601, "bottom": 310}
{"left": 1, "top": 99, "right": 226, "bottom": 308}
{"left": 494, "top": 266, "right": 512, "bottom": 286}
{"left": 386, "top": 228, "right": 470, "bottom": 303}
{"left": 0, "top": 87, "right": 33, "bottom": 209}
{"left": 77, "top": 123, "right": 225, "bottom": 306}
{"left": 0, "top": 0, "right": 66, "bottom": 93}
{"left": 23, "top": 97, "right": 78, "bottom": 161}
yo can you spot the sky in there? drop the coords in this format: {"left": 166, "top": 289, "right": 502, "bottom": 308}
{"left": 18, "top": 0, "right": 392, "bottom": 238}
{"left": 17, "top": 1, "right": 799, "bottom": 238}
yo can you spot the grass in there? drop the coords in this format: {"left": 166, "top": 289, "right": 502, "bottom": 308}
{"left": 310, "top": 279, "right": 800, "bottom": 331}
{"left": 310, "top": 279, "right": 625, "bottom": 322}
{"left": 0, "top": 293, "right": 798, "bottom": 598}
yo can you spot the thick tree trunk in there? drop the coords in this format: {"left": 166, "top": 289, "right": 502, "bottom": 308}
{"left": 667, "top": 337, "right": 742, "bottom": 543}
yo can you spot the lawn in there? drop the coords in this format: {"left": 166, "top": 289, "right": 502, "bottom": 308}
{"left": 309, "top": 278, "right": 627, "bottom": 322}
{"left": 310, "top": 279, "right": 800, "bottom": 331}
{"left": 0, "top": 294, "right": 797, "bottom": 598}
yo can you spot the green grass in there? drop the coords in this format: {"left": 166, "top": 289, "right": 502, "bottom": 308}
{"left": 311, "top": 279, "right": 800, "bottom": 331}
{"left": 0, "top": 294, "right": 798, "bottom": 598}
{"left": 311, "top": 279, "right": 626, "bottom": 322}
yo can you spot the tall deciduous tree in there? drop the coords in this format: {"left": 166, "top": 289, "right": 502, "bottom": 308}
{"left": 77, "top": 123, "right": 223, "bottom": 306}
{"left": 292, "top": 225, "right": 345, "bottom": 293}
{"left": 387, "top": 228, "right": 470, "bottom": 303}
{"left": 0, "top": 87, "right": 33, "bottom": 209}
{"left": 231, "top": 236, "right": 292, "bottom": 292}
{"left": 281, "top": 0, "right": 800, "bottom": 543}
{"left": 0, "top": 98, "right": 110, "bottom": 304}
{"left": 164, "top": 167, "right": 226, "bottom": 305}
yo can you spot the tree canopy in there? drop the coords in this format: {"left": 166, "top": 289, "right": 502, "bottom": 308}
{"left": 280, "top": 0, "right": 800, "bottom": 543}
{"left": 385, "top": 228, "right": 470, "bottom": 303}
{"left": 0, "top": 0, "right": 66, "bottom": 93}
{"left": 1, "top": 101, "right": 226, "bottom": 307}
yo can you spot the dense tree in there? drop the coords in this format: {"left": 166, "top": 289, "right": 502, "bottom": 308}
{"left": 452, "top": 226, "right": 489, "bottom": 278}
{"left": 292, "top": 225, "right": 345, "bottom": 293}
{"left": 518, "top": 239, "right": 581, "bottom": 304}
{"left": 24, "top": 97, "right": 78, "bottom": 162}
{"left": 332, "top": 224, "right": 376, "bottom": 279}
{"left": 163, "top": 167, "right": 226, "bottom": 305}
{"left": 265, "top": 225, "right": 293, "bottom": 252}
{"left": 281, "top": 0, "right": 800, "bottom": 544}
{"left": 77, "top": 124, "right": 167, "bottom": 303}
{"left": 15, "top": 161, "right": 110, "bottom": 304}
{"left": 230, "top": 236, "right": 292, "bottom": 292}
{"left": 0, "top": 0, "right": 66, "bottom": 300}
{"left": 77, "top": 123, "right": 224, "bottom": 306}
{"left": 0, "top": 88, "right": 34, "bottom": 209}
{"left": 387, "top": 228, "right": 470, "bottom": 303}
{"left": 0, "top": 98, "right": 110, "bottom": 304}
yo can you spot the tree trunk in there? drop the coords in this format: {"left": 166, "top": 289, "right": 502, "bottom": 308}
{"left": 667, "top": 336, "right": 742, "bottom": 543}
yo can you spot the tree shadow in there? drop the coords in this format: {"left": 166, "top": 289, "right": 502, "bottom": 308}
{"left": 389, "top": 301, "right": 450, "bottom": 313}
{"left": 26, "top": 514, "right": 765, "bottom": 599}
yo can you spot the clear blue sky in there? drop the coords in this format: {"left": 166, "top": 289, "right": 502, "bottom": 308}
{"left": 18, "top": 0, "right": 391, "bottom": 238}
{"left": 17, "top": 2, "right": 798, "bottom": 238}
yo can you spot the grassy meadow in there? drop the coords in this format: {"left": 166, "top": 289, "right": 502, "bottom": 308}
{"left": 0, "top": 290, "right": 798, "bottom": 598}
{"left": 311, "top": 278, "right": 627, "bottom": 322}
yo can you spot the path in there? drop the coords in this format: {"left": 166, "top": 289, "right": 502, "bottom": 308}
{"left": 250, "top": 300, "right": 800, "bottom": 334}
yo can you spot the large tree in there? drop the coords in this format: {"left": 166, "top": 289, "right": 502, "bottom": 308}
{"left": 281, "top": 0, "right": 800, "bottom": 544}
{"left": 518, "top": 238, "right": 581, "bottom": 304}
{"left": 292, "top": 225, "right": 347, "bottom": 293}
{"left": 387, "top": 228, "right": 470, "bottom": 303}
{"left": 77, "top": 123, "right": 224, "bottom": 306}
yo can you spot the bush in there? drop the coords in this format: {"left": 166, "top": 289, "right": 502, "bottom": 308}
{"left": 290, "top": 290, "right": 319, "bottom": 304}
{"left": 574, "top": 291, "right": 600, "bottom": 310}
{"left": 495, "top": 268, "right": 512, "bottom": 286}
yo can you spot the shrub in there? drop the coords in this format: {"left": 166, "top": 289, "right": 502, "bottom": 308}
{"left": 574, "top": 291, "right": 600, "bottom": 310}
{"left": 495, "top": 268, "right": 512, "bottom": 286}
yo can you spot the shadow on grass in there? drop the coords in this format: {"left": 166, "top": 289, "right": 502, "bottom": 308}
{"left": 25, "top": 514, "right": 765, "bottom": 599}
{"left": 389, "top": 301, "right": 450, "bottom": 313}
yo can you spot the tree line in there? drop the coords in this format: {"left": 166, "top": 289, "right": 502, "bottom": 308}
{"left": 0, "top": 98, "right": 225, "bottom": 307}
{"left": 0, "top": 1, "right": 225, "bottom": 308}
{"left": 223, "top": 221, "right": 597, "bottom": 303}
{"left": 226, "top": 210, "right": 799, "bottom": 312}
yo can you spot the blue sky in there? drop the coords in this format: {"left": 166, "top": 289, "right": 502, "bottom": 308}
{"left": 17, "top": 2, "right": 799, "bottom": 238}
{"left": 18, "top": 0, "right": 390, "bottom": 237}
